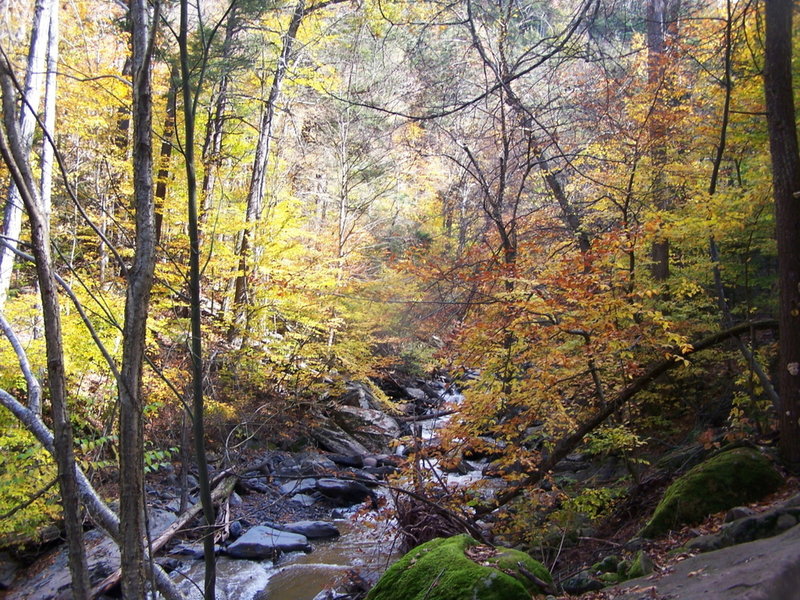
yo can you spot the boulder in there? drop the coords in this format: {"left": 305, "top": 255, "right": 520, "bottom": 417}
{"left": 639, "top": 447, "right": 783, "bottom": 538}
{"left": 365, "top": 534, "right": 551, "bottom": 600}
{"left": 334, "top": 381, "right": 388, "bottom": 410}
{"left": 5, "top": 509, "right": 176, "bottom": 600}
{"left": 561, "top": 570, "right": 604, "bottom": 595}
{"left": 331, "top": 406, "right": 401, "bottom": 453}
{"left": 326, "top": 453, "right": 365, "bottom": 468}
{"left": 291, "top": 493, "right": 318, "bottom": 506}
{"left": 279, "top": 478, "right": 318, "bottom": 496}
{"left": 612, "top": 522, "right": 800, "bottom": 599}
{"left": 226, "top": 525, "right": 311, "bottom": 559}
{"left": 685, "top": 502, "right": 800, "bottom": 552}
{"left": 0, "top": 553, "right": 19, "bottom": 590}
{"left": 312, "top": 424, "right": 370, "bottom": 456}
{"left": 280, "top": 520, "right": 340, "bottom": 540}
{"left": 316, "top": 478, "right": 377, "bottom": 507}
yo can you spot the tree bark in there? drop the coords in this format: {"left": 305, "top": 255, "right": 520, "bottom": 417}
{"left": 646, "top": 0, "right": 680, "bottom": 282}
{"left": 179, "top": 0, "right": 217, "bottom": 595}
{"left": 119, "top": 0, "right": 158, "bottom": 596}
{"left": 764, "top": 0, "right": 800, "bottom": 472}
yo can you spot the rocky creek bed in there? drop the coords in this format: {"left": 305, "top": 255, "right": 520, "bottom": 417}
{"left": 3, "top": 376, "right": 800, "bottom": 600}
{"left": 0, "top": 378, "right": 459, "bottom": 600}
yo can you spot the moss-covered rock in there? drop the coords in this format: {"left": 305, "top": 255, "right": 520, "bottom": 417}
{"left": 626, "top": 550, "right": 654, "bottom": 578}
{"left": 366, "top": 534, "right": 552, "bottom": 600}
{"left": 639, "top": 447, "right": 783, "bottom": 538}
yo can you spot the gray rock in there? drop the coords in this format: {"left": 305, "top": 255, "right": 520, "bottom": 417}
{"left": 776, "top": 513, "right": 797, "bottom": 531}
{"left": 226, "top": 526, "right": 311, "bottom": 559}
{"left": 291, "top": 493, "right": 318, "bottom": 506}
{"left": 296, "top": 452, "right": 338, "bottom": 475}
{"left": 312, "top": 424, "right": 370, "bottom": 456}
{"left": 4, "top": 509, "right": 176, "bottom": 600}
{"left": 280, "top": 478, "right": 318, "bottom": 495}
{"left": 613, "top": 521, "right": 800, "bottom": 599}
{"left": 0, "top": 552, "right": 19, "bottom": 590}
{"left": 170, "top": 542, "right": 207, "bottom": 559}
{"left": 725, "top": 506, "right": 756, "bottom": 522}
{"left": 326, "top": 454, "right": 364, "bottom": 468}
{"left": 783, "top": 493, "right": 800, "bottom": 508}
{"left": 686, "top": 534, "right": 723, "bottom": 553}
{"left": 332, "top": 406, "right": 401, "bottom": 452}
{"left": 404, "top": 387, "right": 428, "bottom": 402}
{"left": 229, "top": 520, "right": 244, "bottom": 539}
{"left": 281, "top": 521, "right": 340, "bottom": 540}
{"left": 562, "top": 570, "right": 603, "bottom": 594}
{"left": 337, "top": 382, "right": 377, "bottom": 409}
{"left": 316, "top": 478, "right": 376, "bottom": 507}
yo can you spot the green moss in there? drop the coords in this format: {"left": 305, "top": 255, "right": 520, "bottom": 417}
{"left": 599, "top": 572, "right": 622, "bottom": 584}
{"left": 639, "top": 447, "right": 783, "bottom": 538}
{"left": 366, "top": 534, "right": 552, "bottom": 600}
{"left": 626, "top": 551, "right": 654, "bottom": 578}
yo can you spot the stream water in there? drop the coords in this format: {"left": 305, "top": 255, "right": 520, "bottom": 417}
{"left": 173, "top": 516, "right": 399, "bottom": 600}
{"left": 172, "top": 386, "right": 471, "bottom": 600}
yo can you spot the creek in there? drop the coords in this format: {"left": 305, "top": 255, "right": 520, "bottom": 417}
{"left": 173, "top": 385, "right": 472, "bottom": 600}
{"left": 173, "top": 517, "right": 399, "bottom": 600}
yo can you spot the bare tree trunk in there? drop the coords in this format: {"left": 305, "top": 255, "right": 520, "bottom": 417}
{"left": 39, "top": 0, "right": 58, "bottom": 221}
{"left": 119, "top": 0, "right": 158, "bottom": 596}
{"left": 154, "top": 63, "right": 179, "bottom": 246}
{"left": 179, "top": 0, "right": 217, "bottom": 595}
{"left": 764, "top": 0, "right": 800, "bottom": 472}
{"left": 0, "top": 0, "right": 54, "bottom": 309}
{"left": 201, "top": 4, "right": 238, "bottom": 210}
{"left": 646, "top": 0, "right": 680, "bottom": 282}
{"left": 231, "top": 0, "right": 305, "bottom": 338}
{"left": 0, "top": 64, "right": 90, "bottom": 600}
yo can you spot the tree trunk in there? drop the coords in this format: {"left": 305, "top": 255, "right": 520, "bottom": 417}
{"left": 155, "top": 63, "right": 179, "bottom": 246}
{"left": 764, "top": 0, "right": 800, "bottom": 472}
{"left": 201, "top": 4, "right": 238, "bottom": 210}
{"left": 230, "top": 0, "right": 306, "bottom": 338}
{"left": 39, "top": 0, "right": 58, "bottom": 221}
{"left": 646, "top": 0, "right": 680, "bottom": 282}
{"left": 0, "top": 64, "right": 91, "bottom": 599}
{"left": 119, "top": 0, "right": 158, "bottom": 596}
{"left": 0, "top": 0, "right": 54, "bottom": 309}
{"left": 179, "top": 0, "right": 217, "bottom": 595}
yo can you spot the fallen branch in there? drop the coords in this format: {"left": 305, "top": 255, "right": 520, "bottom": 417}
{"left": 516, "top": 561, "right": 556, "bottom": 595}
{"left": 476, "top": 319, "right": 778, "bottom": 515}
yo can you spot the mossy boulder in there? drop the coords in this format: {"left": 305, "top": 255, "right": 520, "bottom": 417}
{"left": 366, "top": 534, "right": 552, "bottom": 600}
{"left": 626, "top": 550, "right": 654, "bottom": 578}
{"left": 639, "top": 447, "right": 783, "bottom": 538}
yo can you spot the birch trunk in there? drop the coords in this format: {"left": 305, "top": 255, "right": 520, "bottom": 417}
{"left": 0, "top": 0, "right": 54, "bottom": 309}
